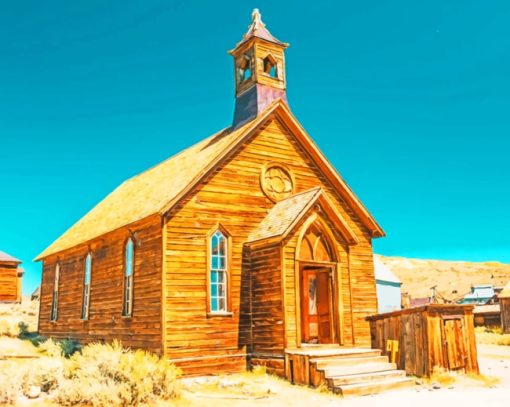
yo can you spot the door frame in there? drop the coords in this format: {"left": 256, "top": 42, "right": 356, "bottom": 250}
{"left": 297, "top": 260, "right": 339, "bottom": 345}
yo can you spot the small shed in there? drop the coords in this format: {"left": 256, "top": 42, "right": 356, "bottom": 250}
{"left": 374, "top": 257, "right": 402, "bottom": 313}
{"left": 500, "top": 281, "right": 510, "bottom": 333}
{"left": 0, "top": 251, "right": 23, "bottom": 303}
{"left": 367, "top": 305, "right": 479, "bottom": 377}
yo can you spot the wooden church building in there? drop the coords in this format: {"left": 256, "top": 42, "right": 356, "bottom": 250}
{"left": 37, "top": 10, "right": 385, "bottom": 376}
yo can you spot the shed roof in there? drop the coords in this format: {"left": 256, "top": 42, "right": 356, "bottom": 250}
{"left": 37, "top": 100, "right": 384, "bottom": 260}
{"left": 500, "top": 281, "right": 510, "bottom": 299}
{"left": 0, "top": 251, "right": 21, "bottom": 264}
{"left": 374, "top": 257, "right": 401, "bottom": 284}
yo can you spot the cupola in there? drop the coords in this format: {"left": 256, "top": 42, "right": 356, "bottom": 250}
{"left": 230, "top": 9, "right": 289, "bottom": 127}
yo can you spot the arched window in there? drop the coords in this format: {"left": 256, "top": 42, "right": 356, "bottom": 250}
{"left": 50, "top": 262, "right": 60, "bottom": 321}
{"left": 238, "top": 54, "right": 252, "bottom": 83}
{"left": 263, "top": 55, "right": 278, "bottom": 78}
{"left": 123, "top": 238, "right": 134, "bottom": 317}
{"left": 209, "top": 230, "right": 228, "bottom": 313}
{"left": 299, "top": 222, "right": 334, "bottom": 262}
{"left": 81, "top": 252, "right": 92, "bottom": 320}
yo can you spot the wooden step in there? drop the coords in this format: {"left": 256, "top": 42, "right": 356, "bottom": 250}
{"left": 286, "top": 347, "right": 380, "bottom": 359}
{"left": 327, "top": 369, "right": 406, "bottom": 387}
{"left": 312, "top": 355, "right": 389, "bottom": 369}
{"left": 333, "top": 377, "right": 415, "bottom": 397}
{"left": 324, "top": 362, "right": 397, "bottom": 378}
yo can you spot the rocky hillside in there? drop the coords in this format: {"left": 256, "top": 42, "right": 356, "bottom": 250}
{"left": 376, "top": 255, "right": 510, "bottom": 302}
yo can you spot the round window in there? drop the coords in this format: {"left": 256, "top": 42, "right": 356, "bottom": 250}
{"left": 260, "top": 163, "right": 294, "bottom": 202}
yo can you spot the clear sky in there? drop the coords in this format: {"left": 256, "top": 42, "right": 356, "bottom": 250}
{"left": 1, "top": 1, "right": 509, "bottom": 295}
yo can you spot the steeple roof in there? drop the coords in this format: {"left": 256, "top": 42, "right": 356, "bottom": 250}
{"left": 231, "top": 9, "right": 288, "bottom": 52}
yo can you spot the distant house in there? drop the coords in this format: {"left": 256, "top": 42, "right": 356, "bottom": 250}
{"left": 31, "top": 286, "right": 40, "bottom": 301}
{"left": 458, "top": 285, "right": 495, "bottom": 305}
{"left": 0, "top": 251, "right": 23, "bottom": 303}
{"left": 374, "top": 257, "right": 402, "bottom": 313}
{"left": 500, "top": 281, "right": 510, "bottom": 333}
{"left": 473, "top": 304, "right": 501, "bottom": 329}
{"left": 409, "top": 297, "right": 433, "bottom": 308}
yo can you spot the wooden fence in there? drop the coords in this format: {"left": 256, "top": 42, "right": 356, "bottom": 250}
{"left": 366, "top": 305, "right": 479, "bottom": 377}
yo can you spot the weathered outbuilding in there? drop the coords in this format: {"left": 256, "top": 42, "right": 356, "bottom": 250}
{"left": 36, "top": 10, "right": 385, "bottom": 376}
{"left": 367, "top": 305, "right": 479, "bottom": 377}
{"left": 500, "top": 281, "right": 510, "bottom": 333}
{"left": 0, "top": 251, "right": 23, "bottom": 303}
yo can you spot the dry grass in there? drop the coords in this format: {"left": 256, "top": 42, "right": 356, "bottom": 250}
{"left": 0, "top": 298, "right": 38, "bottom": 337}
{"left": 423, "top": 366, "right": 500, "bottom": 389}
{"left": 475, "top": 327, "right": 510, "bottom": 346}
{"left": 0, "top": 339, "right": 182, "bottom": 406}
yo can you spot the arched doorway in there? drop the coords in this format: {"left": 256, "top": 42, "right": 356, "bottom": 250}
{"left": 298, "top": 221, "right": 337, "bottom": 344}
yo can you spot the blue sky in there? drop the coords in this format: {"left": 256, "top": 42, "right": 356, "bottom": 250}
{"left": 1, "top": 1, "right": 509, "bottom": 295}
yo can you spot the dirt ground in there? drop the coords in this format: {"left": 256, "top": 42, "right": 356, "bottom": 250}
{"left": 2, "top": 337, "right": 509, "bottom": 406}
{"left": 176, "top": 344, "right": 510, "bottom": 407}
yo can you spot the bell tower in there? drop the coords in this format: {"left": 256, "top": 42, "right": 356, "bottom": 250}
{"left": 230, "top": 9, "right": 289, "bottom": 127}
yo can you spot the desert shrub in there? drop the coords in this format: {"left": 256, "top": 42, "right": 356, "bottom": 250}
{"left": 21, "top": 357, "right": 65, "bottom": 394}
{"left": 0, "top": 363, "right": 21, "bottom": 405}
{"left": 18, "top": 321, "right": 29, "bottom": 336}
{"left": 0, "top": 319, "right": 20, "bottom": 337}
{"left": 35, "top": 338, "right": 81, "bottom": 358}
{"left": 54, "top": 341, "right": 181, "bottom": 406}
{"left": 59, "top": 338, "right": 81, "bottom": 357}
{"left": 38, "top": 338, "right": 64, "bottom": 358}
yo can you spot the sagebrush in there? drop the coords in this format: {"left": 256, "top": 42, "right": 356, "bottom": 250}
{"left": 55, "top": 340, "right": 181, "bottom": 406}
{"left": 0, "top": 340, "right": 181, "bottom": 406}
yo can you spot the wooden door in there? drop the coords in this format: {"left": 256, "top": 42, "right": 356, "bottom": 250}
{"left": 443, "top": 317, "right": 466, "bottom": 370}
{"left": 301, "top": 267, "right": 333, "bottom": 344}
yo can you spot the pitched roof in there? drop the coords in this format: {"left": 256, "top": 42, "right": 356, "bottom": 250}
{"left": 247, "top": 187, "right": 322, "bottom": 243}
{"left": 0, "top": 251, "right": 21, "bottom": 264}
{"left": 500, "top": 281, "right": 510, "bottom": 299}
{"left": 37, "top": 100, "right": 384, "bottom": 260}
{"left": 374, "top": 257, "right": 401, "bottom": 284}
{"left": 247, "top": 187, "right": 359, "bottom": 246}
{"left": 231, "top": 9, "right": 288, "bottom": 52}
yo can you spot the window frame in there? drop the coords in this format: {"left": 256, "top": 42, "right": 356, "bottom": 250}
{"left": 122, "top": 237, "right": 135, "bottom": 317}
{"left": 50, "top": 262, "right": 60, "bottom": 322}
{"left": 206, "top": 225, "right": 232, "bottom": 316}
{"left": 81, "top": 251, "right": 92, "bottom": 320}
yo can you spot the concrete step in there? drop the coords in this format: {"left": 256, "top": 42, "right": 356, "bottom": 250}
{"left": 312, "top": 355, "right": 389, "bottom": 370}
{"left": 324, "top": 362, "right": 397, "bottom": 378}
{"left": 327, "top": 369, "right": 406, "bottom": 387}
{"left": 333, "top": 376, "right": 415, "bottom": 397}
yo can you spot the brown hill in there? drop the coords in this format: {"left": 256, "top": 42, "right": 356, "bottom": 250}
{"left": 376, "top": 255, "right": 510, "bottom": 302}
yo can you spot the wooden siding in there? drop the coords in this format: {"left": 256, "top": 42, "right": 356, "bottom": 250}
{"left": 250, "top": 244, "right": 285, "bottom": 356}
{"left": 501, "top": 298, "right": 510, "bottom": 334}
{"left": 38, "top": 215, "right": 162, "bottom": 353}
{"left": 163, "top": 116, "right": 377, "bottom": 373}
{"left": 0, "top": 263, "right": 20, "bottom": 302}
{"left": 367, "top": 305, "right": 479, "bottom": 377}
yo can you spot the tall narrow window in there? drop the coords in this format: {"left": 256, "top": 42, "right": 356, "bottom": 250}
{"left": 81, "top": 252, "right": 92, "bottom": 320}
{"left": 50, "top": 263, "right": 60, "bottom": 321}
{"left": 209, "top": 230, "right": 228, "bottom": 313}
{"left": 123, "top": 238, "right": 134, "bottom": 316}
